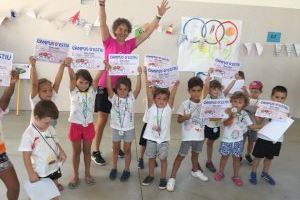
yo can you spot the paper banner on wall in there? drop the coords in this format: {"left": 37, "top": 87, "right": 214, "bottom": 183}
{"left": 285, "top": 43, "right": 295, "bottom": 57}
{"left": 13, "top": 64, "right": 31, "bottom": 79}
{"left": 177, "top": 17, "right": 242, "bottom": 72}
{"left": 0, "top": 51, "right": 14, "bottom": 87}
{"left": 244, "top": 42, "right": 252, "bottom": 55}
{"left": 34, "top": 38, "right": 70, "bottom": 64}
{"left": 69, "top": 44, "right": 104, "bottom": 70}
{"left": 274, "top": 44, "right": 282, "bottom": 57}
{"left": 255, "top": 43, "right": 263, "bottom": 56}
{"left": 294, "top": 43, "right": 300, "bottom": 56}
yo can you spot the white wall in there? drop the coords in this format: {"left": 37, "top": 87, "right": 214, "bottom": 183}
{"left": 0, "top": 0, "right": 300, "bottom": 117}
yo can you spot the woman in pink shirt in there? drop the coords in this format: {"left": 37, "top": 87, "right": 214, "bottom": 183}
{"left": 92, "top": 0, "right": 170, "bottom": 167}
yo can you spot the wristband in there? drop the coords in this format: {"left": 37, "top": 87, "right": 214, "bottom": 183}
{"left": 156, "top": 15, "right": 162, "bottom": 20}
{"left": 99, "top": 3, "right": 105, "bottom": 7}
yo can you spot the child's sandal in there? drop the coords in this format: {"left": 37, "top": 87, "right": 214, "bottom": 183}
{"left": 68, "top": 180, "right": 80, "bottom": 189}
{"left": 85, "top": 177, "right": 96, "bottom": 186}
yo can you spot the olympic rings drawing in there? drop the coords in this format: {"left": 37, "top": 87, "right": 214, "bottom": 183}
{"left": 182, "top": 18, "right": 239, "bottom": 46}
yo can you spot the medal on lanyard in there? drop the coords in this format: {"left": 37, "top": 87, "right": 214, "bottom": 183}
{"left": 213, "top": 127, "right": 218, "bottom": 133}
{"left": 156, "top": 107, "right": 164, "bottom": 134}
{"left": 117, "top": 97, "right": 128, "bottom": 136}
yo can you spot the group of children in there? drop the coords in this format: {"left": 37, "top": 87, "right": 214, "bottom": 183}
{"left": 0, "top": 54, "right": 289, "bottom": 199}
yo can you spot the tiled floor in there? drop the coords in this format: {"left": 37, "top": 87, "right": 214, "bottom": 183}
{"left": 1, "top": 111, "right": 299, "bottom": 200}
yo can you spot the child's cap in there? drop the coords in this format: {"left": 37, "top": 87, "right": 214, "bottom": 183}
{"left": 249, "top": 81, "right": 263, "bottom": 90}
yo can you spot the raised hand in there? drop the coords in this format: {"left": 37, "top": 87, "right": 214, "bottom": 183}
{"left": 157, "top": 0, "right": 170, "bottom": 17}
{"left": 10, "top": 70, "right": 19, "bottom": 84}
{"left": 29, "top": 56, "right": 36, "bottom": 66}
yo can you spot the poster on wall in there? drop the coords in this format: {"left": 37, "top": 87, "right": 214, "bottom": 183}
{"left": 69, "top": 44, "right": 104, "bottom": 70}
{"left": 177, "top": 17, "right": 242, "bottom": 72}
{"left": 13, "top": 64, "right": 31, "bottom": 79}
{"left": 109, "top": 54, "right": 139, "bottom": 75}
{"left": 0, "top": 51, "right": 13, "bottom": 87}
{"left": 34, "top": 38, "right": 70, "bottom": 64}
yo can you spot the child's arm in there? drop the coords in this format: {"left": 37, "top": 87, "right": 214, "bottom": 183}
{"left": 177, "top": 113, "right": 191, "bottom": 123}
{"left": 52, "top": 58, "right": 69, "bottom": 93}
{"left": 144, "top": 67, "right": 154, "bottom": 107}
{"left": 98, "top": 0, "right": 110, "bottom": 41}
{"left": 57, "top": 143, "right": 67, "bottom": 164}
{"left": 202, "top": 68, "right": 213, "bottom": 98}
{"left": 136, "top": 0, "right": 170, "bottom": 46}
{"left": 223, "top": 108, "right": 235, "bottom": 126}
{"left": 29, "top": 56, "right": 38, "bottom": 98}
{"left": 223, "top": 79, "right": 235, "bottom": 97}
{"left": 105, "top": 64, "right": 114, "bottom": 98}
{"left": 67, "top": 64, "right": 76, "bottom": 91}
{"left": 133, "top": 67, "right": 142, "bottom": 99}
{"left": 93, "top": 70, "right": 102, "bottom": 91}
{"left": 23, "top": 152, "right": 39, "bottom": 183}
{"left": 168, "top": 80, "right": 179, "bottom": 108}
{"left": 0, "top": 71, "right": 18, "bottom": 111}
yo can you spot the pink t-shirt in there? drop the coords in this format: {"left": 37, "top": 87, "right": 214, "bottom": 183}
{"left": 98, "top": 34, "right": 137, "bottom": 88}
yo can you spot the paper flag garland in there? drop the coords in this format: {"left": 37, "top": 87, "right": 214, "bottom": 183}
{"left": 10, "top": 10, "right": 17, "bottom": 18}
{"left": 255, "top": 43, "right": 263, "bottom": 56}
{"left": 70, "top": 11, "right": 80, "bottom": 24}
{"left": 274, "top": 44, "right": 282, "bottom": 57}
{"left": 285, "top": 43, "right": 295, "bottom": 57}
{"left": 294, "top": 43, "right": 300, "bottom": 57}
{"left": 244, "top": 43, "right": 253, "bottom": 55}
{"left": 166, "top": 24, "right": 173, "bottom": 34}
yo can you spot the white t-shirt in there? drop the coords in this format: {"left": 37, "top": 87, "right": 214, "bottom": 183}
{"left": 142, "top": 99, "right": 148, "bottom": 123}
{"left": 18, "top": 125, "right": 60, "bottom": 177}
{"left": 222, "top": 110, "right": 253, "bottom": 142}
{"left": 109, "top": 93, "right": 135, "bottom": 131}
{"left": 143, "top": 104, "right": 172, "bottom": 144}
{"left": 205, "top": 93, "right": 224, "bottom": 128}
{"left": 68, "top": 87, "right": 96, "bottom": 127}
{"left": 177, "top": 99, "right": 207, "bottom": 141}
{"left": 29, "top": 91, "right": 58, "bottom": 124}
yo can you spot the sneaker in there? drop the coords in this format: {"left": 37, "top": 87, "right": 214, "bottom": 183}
{"left": 91, "top": 151, "right": 106, "bottom": 166}
{"left": 138, "top": 158, "right": 144, "bottom": 169}
{"left": 261, "top": 172, "right": 276, "bottom": 185}
{"left": 232, "top": 176, "right": 244, "bottom": 187}
{"left": 118, "top": 149, "right": 125, "bottom": 158}
{"left": 142, "top": 176, "right": 154, "bottom": 186}
{"left": 109, "top": 169, "right": 117, "bottom": 180}
{"left": 191, "top": 170, "right": 208, "bottom": 181}
{"left": 166, "top": 178, "right": 176, "bottom": 192}
{"left": 206, "top": 161, "right": 216, "bottom": 173}
{"left": 245, "top": 154, "right": 253, "bottom": 164}
{"left": 120, "top": 170, "right": 130, "bottom": 182}
{"left": 249, "top": 171, "right": 257, "bottom": 185}
{"left": 159, "top": 178, "right": 167, "bottom": 190}
{"left": 214, "top": 172, "right": 224, "bottom": 181}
